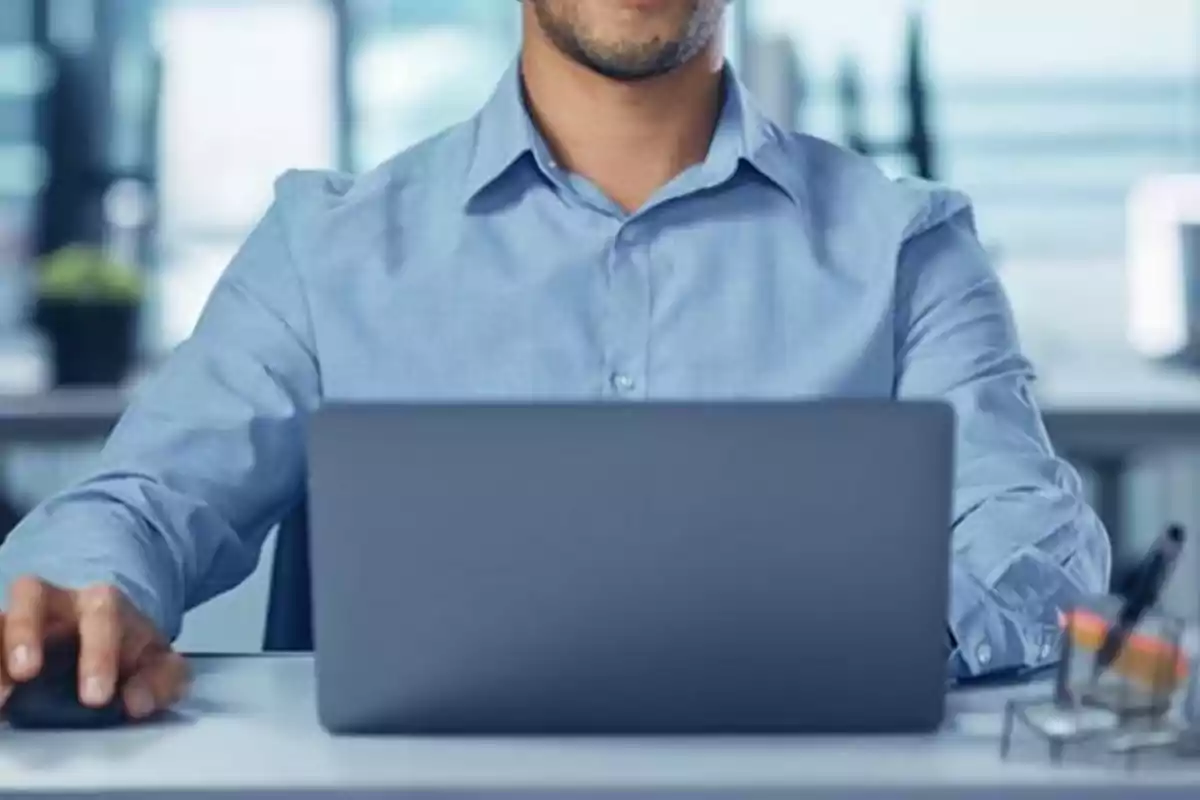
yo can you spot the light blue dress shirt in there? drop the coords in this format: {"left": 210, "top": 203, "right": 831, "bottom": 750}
{"left": 0, "top": 63, "right": 1110, "bottom": 677}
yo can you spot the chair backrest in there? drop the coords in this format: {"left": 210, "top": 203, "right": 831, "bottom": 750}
{"left": 263, "top": 499, "right": 314, "bottom": 651}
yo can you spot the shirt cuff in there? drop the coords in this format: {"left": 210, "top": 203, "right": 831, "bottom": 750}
{"left": 0, "top": 501, "right": 178, "bottom": 640}
{"left": 948, "top": 560, "right": 1062, "bottom": 677}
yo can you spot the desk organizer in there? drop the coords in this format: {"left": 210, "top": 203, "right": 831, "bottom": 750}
{"left": 1174, "top": 625, "right": 1200, "bottom": 757}
{"left": 1000, "top": 595, "right": 1190, "bottom": 768}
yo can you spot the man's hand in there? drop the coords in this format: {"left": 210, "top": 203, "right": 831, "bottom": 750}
{"left": 0, "top": 577, "right": 188, "bottom": 720}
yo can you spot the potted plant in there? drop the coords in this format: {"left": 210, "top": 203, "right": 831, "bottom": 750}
{"left": 34, "top": 245, "right": 143, "bottom": 386}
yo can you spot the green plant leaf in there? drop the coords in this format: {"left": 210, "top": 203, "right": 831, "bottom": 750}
{"left": 38, "top": 245, "right": 143, "bottom": 303}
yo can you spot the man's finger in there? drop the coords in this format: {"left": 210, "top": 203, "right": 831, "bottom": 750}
{"left": 122, "top": 651, "right": 189, "bottom": 720}
{"left": 0, "top": 613, "right": 9, "bottom": 707}
{"left": 75, "top": 585, "right": 124, "bottom": 707}
{"left": 4, "top": 577, "right": 55, "bottom": 681}
{"left": 116, "top": 608, "right": 161, "bottom": 673}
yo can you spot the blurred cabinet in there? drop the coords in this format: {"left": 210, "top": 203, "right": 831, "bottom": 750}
{"left": 0, "top": 0, "right": 45, "bottom": 333}
{"left": 0, "top": 0, "right": 160, "bottom": 337}
{"left": 37, "top": 0, "right": 159, "bottom": 265}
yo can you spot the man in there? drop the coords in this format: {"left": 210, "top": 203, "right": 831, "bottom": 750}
{"left": 0, "top": 0, "right": 1109, "bottom": 721}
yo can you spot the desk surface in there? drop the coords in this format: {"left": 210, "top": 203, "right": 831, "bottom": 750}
{"left": 1, "top": 656, "right": 1198, "bottom": 798}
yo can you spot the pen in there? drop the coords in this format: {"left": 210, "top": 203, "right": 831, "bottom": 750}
{"left": 1093, "top": 525, "right": 1187, "bottom": 680}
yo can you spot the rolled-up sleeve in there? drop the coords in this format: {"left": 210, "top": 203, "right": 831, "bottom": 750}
{"left": 0, "top": 173, "right": 322, "bottom": 640}
{"left": 894, "top": 191, "right": 1112, "bottom": 678}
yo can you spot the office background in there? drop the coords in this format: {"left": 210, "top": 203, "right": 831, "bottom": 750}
{"left": 0, "top": 0, "right": 1199, "bottom": 651}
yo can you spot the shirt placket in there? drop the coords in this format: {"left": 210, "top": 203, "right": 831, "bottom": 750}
{"left": 604, "top": 223, "right": 652, "bottom": 400}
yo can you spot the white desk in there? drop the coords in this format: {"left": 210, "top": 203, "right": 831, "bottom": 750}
{"left": 1, "top": 656, "right": 1198, "bottom": 798}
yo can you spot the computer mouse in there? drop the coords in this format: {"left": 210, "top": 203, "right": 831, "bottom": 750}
{"left": 3, "top": 635, "right": 127, "bottom": 730}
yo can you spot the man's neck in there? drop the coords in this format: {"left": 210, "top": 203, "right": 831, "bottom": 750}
{"left": 519, "top": 25, "right": 725, "bottom": 213}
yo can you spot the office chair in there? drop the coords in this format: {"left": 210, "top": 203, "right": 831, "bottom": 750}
{"left": 263, "top": 500, "right": 314, "bottom": 652}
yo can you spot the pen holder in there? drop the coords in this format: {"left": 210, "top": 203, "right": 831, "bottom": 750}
{"left": 1001, "top": 595, "right": 1189, "bottom": 767}
{"left": 1173, "top": 628, "right": 1200, "bottom": 757}
{"left": 1060, "top": 596, "right": 1187, "bottom": 717}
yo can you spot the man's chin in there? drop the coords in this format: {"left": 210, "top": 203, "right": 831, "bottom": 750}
{"left": 585, "top": 63, "right": 676, "bottom": 82}
{"left": 573, "top": 48, "right": 683, "bottom": 82}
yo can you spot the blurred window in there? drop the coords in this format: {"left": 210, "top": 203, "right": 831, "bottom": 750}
{"left": 343, "top": 0, "right": 519, "bottom": 173}
{"left": 155, "top": 0, "right": 337, "bottom": 346}
{"left": 749, "top": 0, "right": 1200, "bottom": 262}
{"left": 154, "top": 0, "right": 521, "bottom": 346}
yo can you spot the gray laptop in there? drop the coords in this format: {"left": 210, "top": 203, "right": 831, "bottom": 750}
{"left": 307, "top": 401, "right": 954, "bottom": 735}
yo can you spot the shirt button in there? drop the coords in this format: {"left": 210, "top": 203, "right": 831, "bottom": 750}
{"left": 612, "top": 373, "right": 636, "bottom": 393}
{"left": 976, "top": 643, "right": 992, "bottom": 666}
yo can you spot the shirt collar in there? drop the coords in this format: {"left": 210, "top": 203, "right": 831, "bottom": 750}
{"left": 462, "top": 61, "right": 541, "bottom": 204}
{"left": 704, "top": 64, "right": 803, "bottom": 205}
{"left": 462, "top": 60, "right": 803, "bottom": 208}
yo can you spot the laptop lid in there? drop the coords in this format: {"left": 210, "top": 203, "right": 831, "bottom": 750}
{"left": 308, "top": 401, "right": 954, "bottom": 734}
